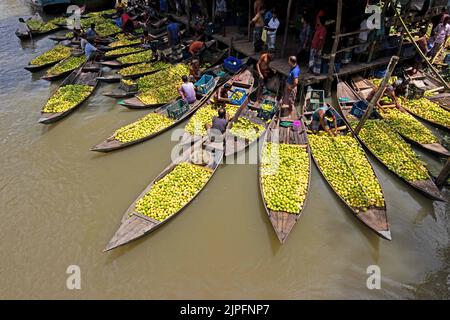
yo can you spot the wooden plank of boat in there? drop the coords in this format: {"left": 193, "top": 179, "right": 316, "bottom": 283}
{"left": 24, "top": 60, "right": 60, "bottom": 72}
{"left": 97, "top": 75, "right": 122, "bottom": 83}
{"left": 104, "top": 136, "right": 223, "bottom": 252}
{"left": 224, "top": 93, "right": 274, "bottom": 157}
{"left": 38, "top": 66, "right": 102, "bottom": 124}
{"left": 336, "top": 81, "right": 445, "bottom": 201}
{"left": 258, "top": 111, "right": 312, "bottom": 243}
{"left": 92, "top": 78, "right": 220, "bottom": 152}
{"left": 303, "top": 97, "right": 391, "bottom": 240}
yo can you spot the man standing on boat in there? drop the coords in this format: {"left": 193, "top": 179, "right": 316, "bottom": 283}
{"left": 255, "top": 50, "right": 275, "bottom": 104}
{"left": 282, "top": 56, "right": 300, "bottom": 117}
{"left": 178, "top": 75, "right": 197, "bottom": 104}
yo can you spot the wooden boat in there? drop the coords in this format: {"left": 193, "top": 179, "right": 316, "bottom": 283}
{"left": 41, "top": 56, "right": 88, "bottom": 81}
{"left": 91, "top": 77, "right": 220, "bottom": 152}
{"left": 224, "top": 93, "right": 275, "bottom": 157}
{"left": 180, "top": 67, "right": 255, "bottom": 146}
{"left": 427, "top": 92, "right": 450, "bottom": 112}
{"left": 303, "top": 94, "right": 391, "bottom": 240}
{"left": 25, "top": 60, "right": 61, "bottom": 72}
{"left": 349, "top": 79, "right": 450, "bottom": 156}
{"left": 15, "top": 25, "right": 62, "bottom": 40}
{"left": 401, "top": 102, "right": 450, "bottom": 133}
{"left": 103, "top": 47, "right": 147, "bottom": 60}
{"left": 104, "top": 137, "right": 224, "bottom": 251}
{"left": 336, "top": 81, "right": 445, "bottom": 201}
{"left": 38, "top": 66, "right": 101, "bottom": 124}
{"left": 100, "top": 50, "right": 156, "bottom": 69}
{"left": 258, "top": 111, "right": 312, "bottom": 243}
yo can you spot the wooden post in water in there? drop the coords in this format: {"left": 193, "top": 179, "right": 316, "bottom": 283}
{"left": 354, "top": 56, "right": 399, "bottom": 135}
{"left": 436, "top": 158, "right": 450, "bottom": 188}
{"left": 394, "top": 7, "right": 450, "bottom": 91}
{"left": 281, "top": 0, "right": 293, "bottom": 58}
{"left": 325, "top": 0, "right": 343, "bottom": 96}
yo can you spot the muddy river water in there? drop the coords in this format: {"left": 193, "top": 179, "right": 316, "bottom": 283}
{"left": 0, "top": 0, "right": 449, "bottom": 299}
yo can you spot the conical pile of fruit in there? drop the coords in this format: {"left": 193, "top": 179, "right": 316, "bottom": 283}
{"left": 42, "top": 84, "right": 93, "bottom": 113}
{"left": 308, "top": 133, "right": 385, "bottom": 210}
{"left": 30, "top": 45, "right": 71, "bottom": 66}
{"left": 261, "top": 143, "right": 309, "bottom": 214}
{"left": 117, "top": 50, "right": 153, "bottom": 64}
{"left": 136, "top": 64, "right": 189, "bottom": 105}
{"left": 113, "top": 113, "right": 175, "bottom": 143}
{"left": 118, "top": 61, "right": 169, "bottom": 77}
{"left": 185, "top": 104, "right": 239, "bottom": 136}
{"left": 229, "top": 117, "right": 265, "bottom": 142}
{"left": 351, "top": 120, "right": 429, "bottom": 181}
{"left": 105, "top": 46, "right": 143, "bottom": 58}
{"left": 400, "top": 97, "right": 450, "bottom": 128}
{"left": 135, "top": 162, "right": 212, "bottom": 221}
{"left": 380, "top": 108, "right": 438, "bottom": 144}
{"left": 45, "top": 56, "right": 86, "bottom": 76}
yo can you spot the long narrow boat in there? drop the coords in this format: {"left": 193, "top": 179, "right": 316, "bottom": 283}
{"left": 38, "top": 66, "right": 102, "bottom": 124}
{"left": 258, "top": 110, "right": 311, "bottom": 243}
{"left": 104, "top": 137, "right": 223, "bottom": 251}
{"left": 100, "top": 50, "right": 156, "bottom": 69}
{"left": 224, "top": 92, "right": 276, "bottom": 157}
{"left": 16, "top": 25, "right": 62, "bottom": 40}
{"left": 24, "top": 45, "right": 73, "bottom": 72}
{"left": 349, "top": 79, "right": 450, "bottom": 155}
{"left": 180, "top": 67, "right": 255, "bottom": 146}
{"left": 427, "top": 92, "right": 450, "bottom": 112}
{"left": 400, "top": 98, "right": 450, "bottom": 133}
{"left": 303, "top": 94, "right": 391, "bottom": 240}
{"left": 91, "top": 77, "right": 220, "bottom": 152}
{"left": 41, "top": 56, "right": 88, "bottom": 81}
{"left": 336, "top": 82, "right": 445, "bottom": 201}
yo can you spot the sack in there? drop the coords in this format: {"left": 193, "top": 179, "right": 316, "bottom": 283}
{"left": 261, "top": 29, "right": 267, "bottom": 43}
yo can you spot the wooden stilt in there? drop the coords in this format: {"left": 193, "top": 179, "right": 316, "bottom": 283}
{"left": 325, "top": 0, "right": 343, "bottom": 96}
{"left": 436, "top": 158, "right": 450, "bottom": 188}
{"left": 281, "top": 0, "right": 293, "bottom": 58}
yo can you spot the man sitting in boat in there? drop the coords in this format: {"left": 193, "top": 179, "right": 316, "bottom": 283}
{"left": 82, "top": 36, "right": 103, "bottom": 61}
{"left": 189, "top": 59, "right": 201, "bottom": 82}
{"left": 188, "top": 40, "right": 205, "bottom": 57}
{"left": 367, "top": 78, "right": 408, "bottom": 109}
{"left": 205, "top": 107, "right": 229, "bottom": 141}
{"left": 214, "top": 82, "right": 232, "bottom": 103}
{"left": 17, "top": 18, "right": 31, "bottom": 37}
{"left": 122, "top": 10, "right": 136, "bottom": 35}
{"left": 311, "top": 104, "right": 338, "bottom": 136}
{"left": 178, "top": 75, "right": 197, "bottom": 104}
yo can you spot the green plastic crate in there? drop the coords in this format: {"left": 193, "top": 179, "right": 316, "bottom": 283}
{"left": 167, "top": 100, "right": 189, "bottom": 120}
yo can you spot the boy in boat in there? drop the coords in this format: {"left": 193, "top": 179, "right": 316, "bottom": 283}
{"left": 189, "top": 59, "right": 201, "bottom": 82}
{"left": 214, "top": 82, "right": 232, "bottom": 103}
{"left": 17, "top": 18, "right": 31, "bottom": 37}
{"left": 86, "top": 23, "right": 99, "bottom": 42}
{"left": 311, "top": 104, "right": 338, "bottom": 136}
{"left": 178, "top": 75, "right": 197, "bottom": 104}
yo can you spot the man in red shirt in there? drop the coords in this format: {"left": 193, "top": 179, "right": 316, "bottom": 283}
{"left": 309, "top": 16, "right": 327, "bottom": 74}
{"left": 188, "top": 41, "right": 205, "bottom": 56}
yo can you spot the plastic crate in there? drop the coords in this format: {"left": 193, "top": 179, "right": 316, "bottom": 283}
{"left": 229, "top": 88, "right": 247, "bottom": 105}
{"left": 350, "top": 100, "right": 368, "bottom": 119}
{"left": 223, "top": 56, "right": 242, "bottom": 73}
{"left": 195, "top": 74, "right": 215, "bottom": 95}
{"left": 167, "top": 100, "right": 189, "bottom": 119}
{"left": 258, "top": 99, "right": 278, "bottom": 120}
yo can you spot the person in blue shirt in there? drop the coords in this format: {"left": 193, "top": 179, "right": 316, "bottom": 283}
{"left": 264, "top": 7, "right": 274, "bottom": 26}
{"left": 86, "top": 23, "right": 98, "bottom": 42}
{"left": 160, "top": 0, "right": 168, "bottom": 14}
{"left": 282, "top": 56, "right": 300, "bottom": 116}
{"left": 167, "top": 22, "right": 181, "bottom": 46}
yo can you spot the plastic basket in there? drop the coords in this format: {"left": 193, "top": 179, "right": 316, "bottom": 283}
{"left": 350, "top": 100, "right": 368, "bottom": 119}
{"left": 229, "top": 88, "right": 247, "bottom": 105}
{"left": 167, "top": 100, "right": 189, "bottom": 119}
{"left": 258, "top": 99, "right": 278, "bottom": 120}
{"left": 223, "top": 56, "right": 242, "bottom": 73}
{"left": 195, "top": 74, "right": 215, "bottom": 95}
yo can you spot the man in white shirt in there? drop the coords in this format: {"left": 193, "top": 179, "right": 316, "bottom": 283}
{"left": 17, "top": 18, "right": 31, "bottom": 36}
{"left": 265, "top": 11, "right": 280, "bottom": 51}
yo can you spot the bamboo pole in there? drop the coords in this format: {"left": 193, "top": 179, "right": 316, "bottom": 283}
{"left": 436, "top": 158, "right": 450, "bottom": 188}
{"left": 354, "top": 55, "right": 399, "bottom": 135}
{"left": 325, "top": 0, "right": 343, "bottom": 96}
{"left": 394, "top": 6, "right": 450, "bottom": 91}
{"left": 280, "top": 0, "right": 293, "bottom": 58}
